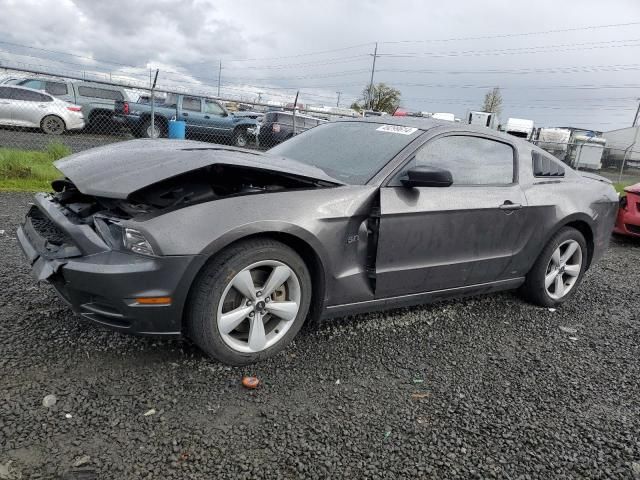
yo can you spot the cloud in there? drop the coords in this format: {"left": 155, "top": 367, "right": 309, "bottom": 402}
{"left": 0, "top": 0, "right": 639, "bottom": 128}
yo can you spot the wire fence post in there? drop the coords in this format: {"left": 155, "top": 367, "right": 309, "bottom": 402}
{"left": 150, "top": 69, "right": 159, "bottom": 138}
{"left": 292, "top": 90, "right": 299, "bottom": 136}
{"left": 619, "top": 126, "right": 640, "bottom": 183}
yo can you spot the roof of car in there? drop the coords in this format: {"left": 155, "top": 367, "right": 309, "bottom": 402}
{"left": 336, "top": 116, "right": 530, "bottom": 142}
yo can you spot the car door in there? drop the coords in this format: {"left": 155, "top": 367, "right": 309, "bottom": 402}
{"left": 375, "top": 133, "right": 528, "bottom": 298}
{"left": 203, "top": 99, "right": 234, "bottom": 142}
{"left": 179, "top": 96, "right": 206, "bottom": 136}
{"left": 8, "top": 88, "right": 52, "bottom": 127}
{"left": 0, "top": 86, "right": 14, "bottom": 125}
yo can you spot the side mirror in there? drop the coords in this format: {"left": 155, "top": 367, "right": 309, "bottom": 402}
{"left": 400, "top": 166, "right": 453, "bottom": 188}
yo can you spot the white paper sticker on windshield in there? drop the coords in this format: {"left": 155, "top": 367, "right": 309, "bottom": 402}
{"left": 376, "top": 125, "right": 418, "bottom": 135}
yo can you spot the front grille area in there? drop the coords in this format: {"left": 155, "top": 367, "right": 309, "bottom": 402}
{"left": 29, "top": 207, "right": 73, "bottom": 246}
{"left": 626, "top": 224, "right": 640, "bottom": 235}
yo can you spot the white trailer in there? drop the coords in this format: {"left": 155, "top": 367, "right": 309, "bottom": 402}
{"left": 467, "top": 111, "right": 496, "bottom": 128}
{"left": 602, "top": 126, "right": 640, "bottom": 167}
{"left": 502, "top": 118, "right": 534, "bottom": 140}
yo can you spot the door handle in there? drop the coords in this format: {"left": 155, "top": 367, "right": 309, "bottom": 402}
{"left": 204, "top": 115, "right": 210, "bottom": 119}
{"left": 499, "top": 201, "right": 522, "bottom": 211}
{"left": 182, "top": 112, "right": 189, "bottom": 117}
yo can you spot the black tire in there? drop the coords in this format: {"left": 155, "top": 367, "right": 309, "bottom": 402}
{"left": 40, "top": 115, "right": 65, "bottom": 135}
{"left": 232, "top": 127, "right": 249, "bottom": 148}
{"left": 139, "top": 117, "right": 166, "bottom": 138}
{"left": 520, "top": 227, "right": 588, "bottom": 307}
{"left": 186, "top": 238, "right": 312, "bottom": 365}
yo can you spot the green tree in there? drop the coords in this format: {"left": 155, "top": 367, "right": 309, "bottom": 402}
{"left": 353, "top": 83, "right": 401, "bottom": 114}
{"left": 481, "top": 87, "right": 503, "bottom": 115}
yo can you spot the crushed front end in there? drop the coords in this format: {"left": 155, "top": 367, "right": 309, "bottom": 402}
{"left": 17, "top": 189, "right": 199, "bottom": 335}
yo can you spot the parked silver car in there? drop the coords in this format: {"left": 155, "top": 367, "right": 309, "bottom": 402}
{"left": 0, "top": 85, "right": 85, "bottom": 134}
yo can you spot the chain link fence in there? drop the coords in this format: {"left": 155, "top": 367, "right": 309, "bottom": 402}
{"left": 0, "top": 66, "right": 360, "bottom": 156}
{"left": 530, "top": 138, "right": 640, "bottom": 188}
{"left": 1, "top": 66, "right": 639, "bottom": 191}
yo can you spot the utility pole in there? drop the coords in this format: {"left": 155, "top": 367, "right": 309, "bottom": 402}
{"left": 217, "top": 60, "right": 222, "bottom": 97}
{"left": 257, "top": 92, "right": 263, "bottom": 103}
{"left": 336, "top": 91, "right": 342, "bottom": 107}
{"left": 367, "top": 42, "right": 378, "bottom": 110}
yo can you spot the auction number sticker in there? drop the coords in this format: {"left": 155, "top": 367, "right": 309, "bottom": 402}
{"left": 376, "top": 125, "right": 418, "bottom": 135}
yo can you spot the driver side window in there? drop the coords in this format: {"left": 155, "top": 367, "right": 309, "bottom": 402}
{"left": 204, "top": 100, "right": 225, "bottom": 116}
{"left": 397, "top": 135, "right": 515, "bottom": 186}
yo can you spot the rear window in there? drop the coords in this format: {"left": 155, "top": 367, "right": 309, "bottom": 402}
{"left": 269, "top": 121, "right": 421, "bottom": 184}
{"left": 77, "top": 86, "right": 124, "bottom": 101}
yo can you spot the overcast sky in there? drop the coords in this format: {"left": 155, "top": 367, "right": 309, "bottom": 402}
{"left": 0, "top": 0, "right": 639, "bottom": 130}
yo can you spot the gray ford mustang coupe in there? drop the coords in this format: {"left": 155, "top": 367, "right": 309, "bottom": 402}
{"left": 17, "top": 118, "right": 618, "bottom": 365}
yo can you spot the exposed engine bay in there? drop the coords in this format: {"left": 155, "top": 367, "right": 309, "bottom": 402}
{"left": 51, "top": 164, "right": 333, "bottom": 221}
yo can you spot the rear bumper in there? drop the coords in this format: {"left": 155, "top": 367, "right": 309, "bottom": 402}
{"left": 113, "top": 114, "right": 141, "bottom": 129}
{"left": 66, "top": 115, "right": 85, "bottom": 131}
{"left": 17, "top": 194, "right": 203, "bottom": 335}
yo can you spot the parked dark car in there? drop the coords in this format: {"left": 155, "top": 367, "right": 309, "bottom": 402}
{"left": 257, "top": 111, "right": 325, "bottom": 148}
{"left": 114, "top": 93, "right": 257, "bottom": 147}
{"left": 17, "top": 118, "right": 618, "bottom": 365}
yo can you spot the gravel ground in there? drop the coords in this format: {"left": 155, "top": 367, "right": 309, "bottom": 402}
{"left": 1, "top": 191, "right": 639, "bottom": 479}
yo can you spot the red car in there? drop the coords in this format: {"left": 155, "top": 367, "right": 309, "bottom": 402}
{"left": 614, "top": 183, "right": 640, "bottom": 237}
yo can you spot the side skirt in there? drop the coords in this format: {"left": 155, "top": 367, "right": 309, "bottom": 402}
{"left": 321, "top": 277, "right": 525, "bottom": 319}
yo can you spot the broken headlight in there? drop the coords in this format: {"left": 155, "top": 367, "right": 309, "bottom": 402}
{"left": 123, "top": 228, "right": 156, "bottom": 256}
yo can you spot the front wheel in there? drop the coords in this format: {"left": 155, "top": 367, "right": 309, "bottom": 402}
{"left": 41, "top": 115, "right": 65, "bottom": 135}
{"left": 186, "top": 238, "right": 312, "bottom": 365}
{"left": 520, "top": 227, "right": 587, "bottom": 307}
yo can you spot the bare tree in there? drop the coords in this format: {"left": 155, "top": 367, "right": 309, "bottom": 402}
{"left": 352, "top": 83, "right": 401, "bottom": 114}
{"left": 482, "top": 87, "right": 503, "bottom": 115}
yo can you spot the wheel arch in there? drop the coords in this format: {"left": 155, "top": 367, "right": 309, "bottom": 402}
{"left": 41, "top": 114, "right": 67, "bottom": 132}
{"left": 544, "top": 214, "right": 595, "bottom": 270}
{"left": 180, "top": 230, "right": 329, "bottom": 331}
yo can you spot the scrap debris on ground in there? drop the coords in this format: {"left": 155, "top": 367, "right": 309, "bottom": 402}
{"left": 1, "top": 192, "right": 639, "bottom": 479}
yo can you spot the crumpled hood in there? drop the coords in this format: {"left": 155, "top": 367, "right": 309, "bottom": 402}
{"left": 54, "top": 139, "right": 343, "bottom": 199}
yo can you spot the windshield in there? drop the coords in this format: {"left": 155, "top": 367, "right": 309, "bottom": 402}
{"left": 268, "top": 121, "right": 421, "bottom": 184}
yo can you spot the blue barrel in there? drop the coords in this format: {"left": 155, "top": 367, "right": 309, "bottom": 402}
{"left": 168, "top": 120, "right": 186, "bottom": 139}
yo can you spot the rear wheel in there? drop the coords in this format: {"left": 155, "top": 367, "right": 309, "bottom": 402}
{"left": 40, "top": 115, "right": 65, "bottom": 135}
{"left": 140, "top": 117, "right": 166, "bottom": 138}
{"left": 520, "top": 227, "right": 587, "bottom": 307}
{"left": 186, "top": 238, "right": 312, "bottom": 365}
{"left": 232, "top": 127, "right": 249, "bottom": 148}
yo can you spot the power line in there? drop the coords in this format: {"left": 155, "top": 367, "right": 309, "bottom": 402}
{"left": 381, "top": 21, "right": 640, "bottom": 44}
{"left": 184, "top": 42, "right": 375, "bottom": 64}
{"left": 379, "top": 63, "right": 640, "bottom": 75}
{"left": 377, "top": 38, "right": 640, "bottom": 58}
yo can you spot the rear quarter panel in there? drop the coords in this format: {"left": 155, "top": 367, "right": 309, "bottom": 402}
{"left": 516, "top": 145, "right": 618, "bottom": 272}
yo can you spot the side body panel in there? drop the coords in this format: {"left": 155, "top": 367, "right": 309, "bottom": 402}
{"left": 376, "top": 185, "right": 528, "bottom": 297}
{"left": 136, "top": 186, "right": 379, "bottom": 308}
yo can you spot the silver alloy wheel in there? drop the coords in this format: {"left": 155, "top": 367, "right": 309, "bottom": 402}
{"left": 42, "top": 115, "right": 64, "bottom": 135}
{"left": 146, "top": 124, "right": 161, "bottom": 138}
{"left": 545, "top": 239, "right": 582, "bottom": 300}
{"left": 216, "top": 260, "right": 301, "bottom": 353}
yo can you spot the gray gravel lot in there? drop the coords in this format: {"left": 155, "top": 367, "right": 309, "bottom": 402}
{"left": 1, "top": 191, "right": 639, "bottom": 479}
